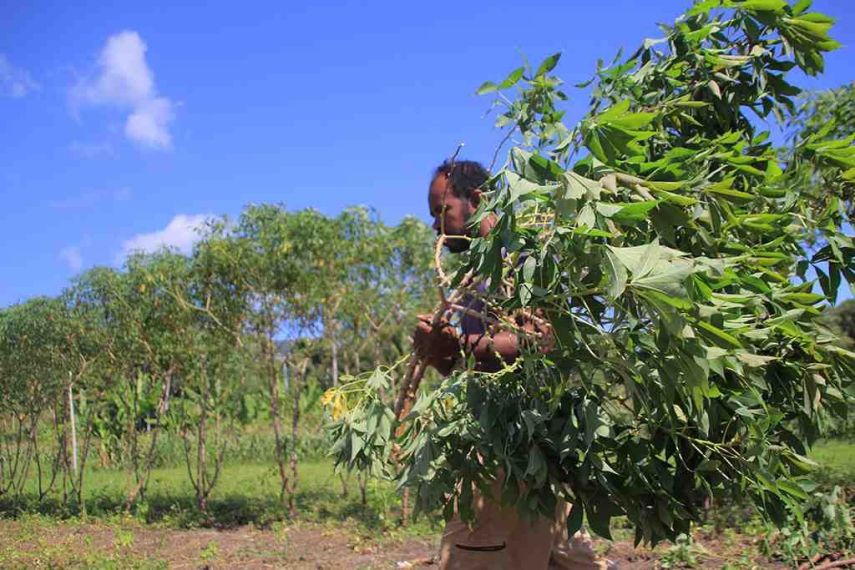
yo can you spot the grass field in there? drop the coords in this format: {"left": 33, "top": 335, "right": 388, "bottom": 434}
{"left": 810, "top": 439, "right": 855, "bottom": 482}
{"left": 7, "top": 459, "right": 441, "bottom": 536}
{"left": 0, "top": 439, "right": 852, "bottom": 568}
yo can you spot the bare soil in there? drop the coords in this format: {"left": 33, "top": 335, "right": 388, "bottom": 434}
{"left": 0, "top": 518, "right": 793, "bottom": 569}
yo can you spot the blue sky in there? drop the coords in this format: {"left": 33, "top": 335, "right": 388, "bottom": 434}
{"left": 1, "top": 0, "right": 853, "bottom": 307}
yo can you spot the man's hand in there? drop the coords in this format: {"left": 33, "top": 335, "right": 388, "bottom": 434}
{"left": 412, "top": 314, "right": 460, "bottom": 376}
{"left": 464, "top": 331, "right": 517, "bottom": 372}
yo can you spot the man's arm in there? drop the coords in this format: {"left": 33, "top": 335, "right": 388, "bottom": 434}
{"left": 465, "top": 312, "right": 554, "bottom": 372}
{"left": 413, "top": 311, "right": 554, "bottom": 375}
{"left": 412, "top": 315, "right": 460, "bottom": 376}
{"left": 463, "top": 331, "right": 517, "bottom": 372}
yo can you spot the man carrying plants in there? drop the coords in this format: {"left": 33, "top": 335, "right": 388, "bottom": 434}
{"left": 412, "top": 159, "right": 612, "bottom": 569}
{"left": 326, "top": 1, "right": 853, "bottom": 568}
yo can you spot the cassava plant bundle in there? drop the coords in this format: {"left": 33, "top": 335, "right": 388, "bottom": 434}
{"left": 324, "top": 0, "right": 854, "bottom": 545}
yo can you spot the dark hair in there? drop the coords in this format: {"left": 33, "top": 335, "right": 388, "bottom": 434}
{"left": 433, "top": 159, "right": 489, "bottom": 199}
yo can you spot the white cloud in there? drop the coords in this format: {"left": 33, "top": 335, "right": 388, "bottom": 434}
{"left": 121, "top": 213, "right": 211, "bottom": 257}
{"left": 125, "top": 97, "right": 174, "bottom": 149}
{"left": 72, "top": 31, "right": 175, "bottom": 150}
{"left": 0, "top": 54, "right": 39, "bottom": 98}
{"left": 59, "top": 246, "right": 84, "bottom": 273}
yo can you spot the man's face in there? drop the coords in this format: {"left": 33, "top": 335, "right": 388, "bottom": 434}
{"left": 428, "top": 174, "right": 476, "bottom": 253}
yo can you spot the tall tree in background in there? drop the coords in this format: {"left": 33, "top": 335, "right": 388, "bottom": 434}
{"left": 220, "top": 204, "right": 315, "bottom": 513}
{"left": 785, "top": 82, "right": 855, "bottom": 298}
{"left": 0, "top": 298, "right": 68, "bottom": 501}
{"left": 121, "top": 251, "right": 199, "bottom": 508}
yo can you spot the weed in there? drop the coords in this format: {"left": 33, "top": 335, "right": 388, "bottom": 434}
{"left": 659, "top": 533, "right": 709, "bottom": 568}
{"left": 114, "top": 528, "right": 135, "bottom": 549}
{"left": 199, "top": 540, "right": 220, "bottom": 562}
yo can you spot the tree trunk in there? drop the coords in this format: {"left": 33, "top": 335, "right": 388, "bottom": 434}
{"left": 359, "top": 472, "right": 368, "bottom": 506}
{"left": 75, "top": 411, "right": 95, "bottom": 515}
{"left": 125, "top": 370, "right": 173, "bottom": 509}
{"left": 68, "top": 383, "right": 79, "bottom": 474}
{"left": 197, "top": 366, "right": 209, "bottom": 513}
{"left": 0, "top": 414, "right": 28, "bottom": 497}
{"left": 330, "top": 323, "right": 339, "bottom": 386}
{"left": 265, "top": 333, "right": 290, "bottom": 511}
{"left": 285, "top": 359, "right": 307, "bottom": 518}
{"left": 402, "top": 487, "right": 411, "bottom": 526}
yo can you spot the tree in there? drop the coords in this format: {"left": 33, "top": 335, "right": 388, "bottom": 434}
{"left": 327, "top": 0, "right": 854, "bottom": 545}
{"left": 0, "top": 298, "right": 68, "bottom": 501}
{"left": 825, "top": 300, "right": 855, "bottom": 347}
{"left": 117, "top": 250, "right": 199, "bottom": 508}
{"left": 0, "top": 295, "right": 103, "bottom": 508}
{"left": 785, "top": 82, "right": 855, "bottom": 271}
{"left": 788, "top": 82, "right": 855, "bottom": 174}
{"left": 166, "top": 218, "right": 253, "bottom": 513}
{"left": 216, "top": 205, "right": 325, "bottom": 515}
{"left": 59, "top": 270, "right": 121, "bottom": 512}
{"left": 334, "top": 211, "right": 435, "bottom": 379}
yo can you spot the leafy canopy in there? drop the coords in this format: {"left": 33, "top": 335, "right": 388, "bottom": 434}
{"left": 326, "top": 0, "right": 855, "bottom": 546}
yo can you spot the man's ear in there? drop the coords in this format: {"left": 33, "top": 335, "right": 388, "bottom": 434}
{"left": 469, "top": 189, "right": 483, "bottom": 207}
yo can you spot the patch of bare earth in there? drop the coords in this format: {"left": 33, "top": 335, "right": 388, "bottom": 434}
{"left": 0, "top": 518, "right": 793, "bottom": 569}
{"left": 0, "top": 518, "right": 436, "bottom": 569}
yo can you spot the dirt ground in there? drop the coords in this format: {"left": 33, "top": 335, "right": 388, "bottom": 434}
{"left": 0, "top": 518, "right": 794, "bottom": 569}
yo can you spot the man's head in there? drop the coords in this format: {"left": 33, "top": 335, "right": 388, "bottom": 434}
{"left": 428, "top": 160, "right": 489, "bottom": 253}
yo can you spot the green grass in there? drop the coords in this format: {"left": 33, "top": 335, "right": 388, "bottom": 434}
{"left": 0, "top": 440, "right": 852, "bottom": 569}
{"left": 810, "top": 439, "right": 855, "bottom": 483}
{"left": 2, "top": 459, "right": 441, "bottom": 537}
{"left": 2, "top": 439, "right": 851, "bottom": 540}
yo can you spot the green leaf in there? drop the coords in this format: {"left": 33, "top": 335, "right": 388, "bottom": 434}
{"left": 499, "top": 67, "right": 525, "bottom": 89}
{"left": 519, "top": 282, "right": 533, "bottom": 306}
{"left": 696, "top": 320, "right": 742, "bottom": 348}
{"left": 605, "top": 249, "right": 628, "bottom": 299}
{"left": 649, "top": 187, "right": 697, "bottom": 206}
{"left": 734, "top": 0, "right": 787, "bottom": 12}
{"left": 525, "top": 444, "right": 547, "bottom": 486}
{"left": 611, "top": 200, "right": 660, "bottom": 225}
{"left": 638, "top": 289, "right": 692, "bottom": 310}
{"left": 350, "top": 432, "right": 364, "bottom": 461}
{"left": 505, "top": 172, "right": 559, "bottom": 202}
{"left": 586, "top": 494, "right": 617, "bottom": 540}
{"left": 572, "top": 227, "right": 613, "bottom": 238}
{"left": 736, "top": 352, "right": 776, "bottom": 367}
{"left": 707, "top": 79, "right": 722, "bottom": 99}
{"left": 535, "top": 53, "right": 561, "bottom": 77}
{"left": 577, "top": 204, "right": 596, "bottom": 229}
{"left": 476, "top": 81, "right": 498, "bottom": 95}
{"left": 688, "top": 0, "right": 722, "bottom": 16}
{"left": 780, "top": 292, "right": 825, "bottom": 305}
{"left": 704, "top": 182, "right": 754, "bottom": 202}
{"left": 566, "top": 503, "right": 584, "bottom": 537}
{"left": 522, "top": 255, "right": 537, "bottom": 283}
{"left": 777, "top": 480, "right": 809, "bottom": 500}
{"left": 791, "top": 0, "right": 811, "bottom": 15}
{"left": 582, "top": 101, "right": 658, "bottom": 163}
